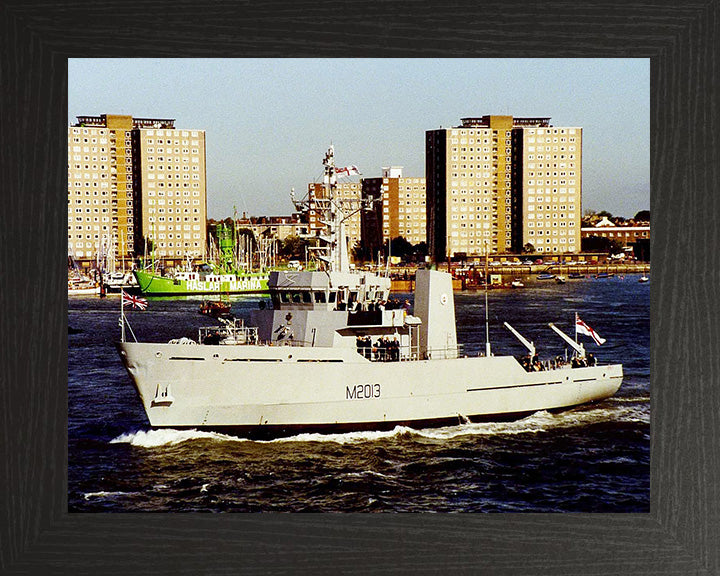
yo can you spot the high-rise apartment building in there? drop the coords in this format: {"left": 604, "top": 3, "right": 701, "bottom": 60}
{"left": 68, "top": 114, "right": 207, "bottom": 267}
{"left": 426, "top": 115, "right": 582, "bottom": 261}
{"left": 68, "top": 115, "right": 136, "bottom": 264}
{"left": 361, "top": 167, "right": 426, "bottom": 259}
{"left": 513, "top": 121, "right": 582, "bottom": 257}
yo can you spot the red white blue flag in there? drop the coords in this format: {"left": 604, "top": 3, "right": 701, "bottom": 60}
{"left": 122, "top": 290, "right": 148, "bottom": 310}
{"left": 576, "top": 313, "right": 606, "bottom": 345}
{"left": 335, "top": 165, "right": 361, "bottom": 177}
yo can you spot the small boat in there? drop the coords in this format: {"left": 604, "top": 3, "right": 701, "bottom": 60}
{"left": 568, "top": 272, "right": 584, "bottom": 279}
{"left": 104, "top": 271, "right": 139, "bottom": 293}
{"left": 199, "top": 300, "right": 232, "bottom": 318}
{"left": 68, "top": 265, "right": 101, "bottom": 296}
{"left": 555, "top": 275, "right": 567, "bottom": 284}
{"left": 68, "top": 281, "right": 101, "bottom": 296}
{"left": 510, "top": 280, "right": 524, "bottom": 288}
{"left": 595, "top": 272, "right": 615, "bottom": 279}
{"left": 638, "top": 276, "right": 649, "bottom": 283}
{"left": 536, "top": 273, "right": 555, "bottom": 280}
{"left": 68, "top": 254, "right": 100, "bottom": 296}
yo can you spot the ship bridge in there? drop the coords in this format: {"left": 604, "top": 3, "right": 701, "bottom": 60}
{"left": 268, "top": 270, "right": 391, "bottom": 313}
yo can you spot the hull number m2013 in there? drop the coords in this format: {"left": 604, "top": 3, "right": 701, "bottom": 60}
{"left": 346, "top": 383, "right": 381, "bottom": 400}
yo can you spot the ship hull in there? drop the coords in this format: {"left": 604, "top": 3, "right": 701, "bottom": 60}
{"left": 134, "top": 270, "right": 269, "bottom": 295}
{"left": 117, "top": 341, "right": 623, "bottom": 438}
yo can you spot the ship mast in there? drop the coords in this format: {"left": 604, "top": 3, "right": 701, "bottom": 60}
{"left": 293, "top": 146, "right": 371, "bottom": 273}
{"left": 324, "top": 145, "right": 349, "bottom": 272}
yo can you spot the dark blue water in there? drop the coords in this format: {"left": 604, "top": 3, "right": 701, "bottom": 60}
{"left": 68, "top": 274, "right": 649, "bottom": 512}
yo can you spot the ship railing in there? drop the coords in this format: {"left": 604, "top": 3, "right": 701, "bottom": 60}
{"left": 262, "top": 338, "right": 314, "bottom": 347}
{"left": 198, "top": 320, "right": 259, "bottom": 346}
{"left": 357, "top": 346, "right": 407, "bottom": 362}
{"left": 516, "top": 354, "right": 597, "bottom": 372}
{"left": 423, "top": 345, "right": 464, "bottom": 360}
{"left": 354, "top": 343, "right": 464, "bottom": 362}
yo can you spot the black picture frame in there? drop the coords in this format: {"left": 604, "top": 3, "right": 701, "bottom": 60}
{"left": 1, "top": 1, "right": 717, "bottom": 574}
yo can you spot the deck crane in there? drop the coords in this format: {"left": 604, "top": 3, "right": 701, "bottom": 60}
{"left": 548, "top": 323, "right": 586, "bottom": 358}
{"left": 503, "top": 322, "right": 536, "bottom": 358}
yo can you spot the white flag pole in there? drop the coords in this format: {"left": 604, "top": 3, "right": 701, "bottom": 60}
{"left": 574, "top": 312, "right": 578, "bottom": 345}
{"left": 121, "top": 290, "right": 126, "bottom": 342}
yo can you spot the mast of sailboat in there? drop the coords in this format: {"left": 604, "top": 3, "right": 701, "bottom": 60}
{"left": 150, "top": 220, "right": 157, "bottom": 272}
{"left": 120, "top": 230, "right": 126, "bottom": 273}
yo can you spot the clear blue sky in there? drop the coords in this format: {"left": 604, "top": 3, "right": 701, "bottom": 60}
{"left": 69, "top": 58, "right": 649, "bottom": 220}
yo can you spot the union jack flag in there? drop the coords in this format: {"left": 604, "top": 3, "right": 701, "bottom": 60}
{"left": 122, "top": 290, "right": 148, "bottom": 310}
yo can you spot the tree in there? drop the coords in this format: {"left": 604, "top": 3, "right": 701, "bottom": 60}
{"left": 634, "top": 210, "right": 650, "bottom": 222}
{"left": 412, "top": 241, "right": 428, "bottom": 261}
{"left": 140, "top": 236, "right": 155, "bottom": 260}
{"left": 351, "top": 241, "right": 368, "bottom": 262}
{"left": 279, "top": 235, "right": 309, "bottom": 259}
{"left": 389, "top": 236, "right": 414, "bottom": 260}
{"left": 522, "top": 243, "right": 535, "bottom": 254}
{"left": 597, "top": 210, "right": 613, "bottom": 218}
{"left": 581, "top": 235, "right": 623, "bottom": 253}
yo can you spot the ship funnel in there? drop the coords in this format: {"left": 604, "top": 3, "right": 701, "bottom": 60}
{"left": 414, "top": 269, "right": 457, "bottom": 359}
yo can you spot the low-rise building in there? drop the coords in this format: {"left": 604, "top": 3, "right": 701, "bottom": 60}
{"left": 581, "top": 216, "right": 650, "bottom": 246}
{"left": 234, "top": 213, "right": 310, "bottom": 241}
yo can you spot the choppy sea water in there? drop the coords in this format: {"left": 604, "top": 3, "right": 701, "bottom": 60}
{"left": 68, "top": 274, "right": 649, "bottom": 512}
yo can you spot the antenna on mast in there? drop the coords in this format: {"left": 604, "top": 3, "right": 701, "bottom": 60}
{"left": 297, "top": 146, "right": 366, "bottom": 274}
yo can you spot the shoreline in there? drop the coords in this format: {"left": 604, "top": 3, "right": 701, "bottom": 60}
{"left": 389, "top": 262, "right": 650, "bottom": 292}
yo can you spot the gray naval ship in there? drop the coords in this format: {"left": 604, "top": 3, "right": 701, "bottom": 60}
{"left": 117, "top": 147, "right": 623, "bottom": 438}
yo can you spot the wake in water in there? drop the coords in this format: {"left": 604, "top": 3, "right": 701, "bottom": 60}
{"left": 110, "top": 428, "right": 245, "bottom": 447}
{"left": 83, "top": 491, "right": 131, "bottom": 501}
{"left": 110, "top": 397, "right": 649, "bottom": 448}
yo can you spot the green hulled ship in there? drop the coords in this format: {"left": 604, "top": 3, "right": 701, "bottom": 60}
{"left": 134, "top": 223, "right": 270, "bottom": 296}
{"left": 133, "top": 269, "right": 269, "bottom": 295}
